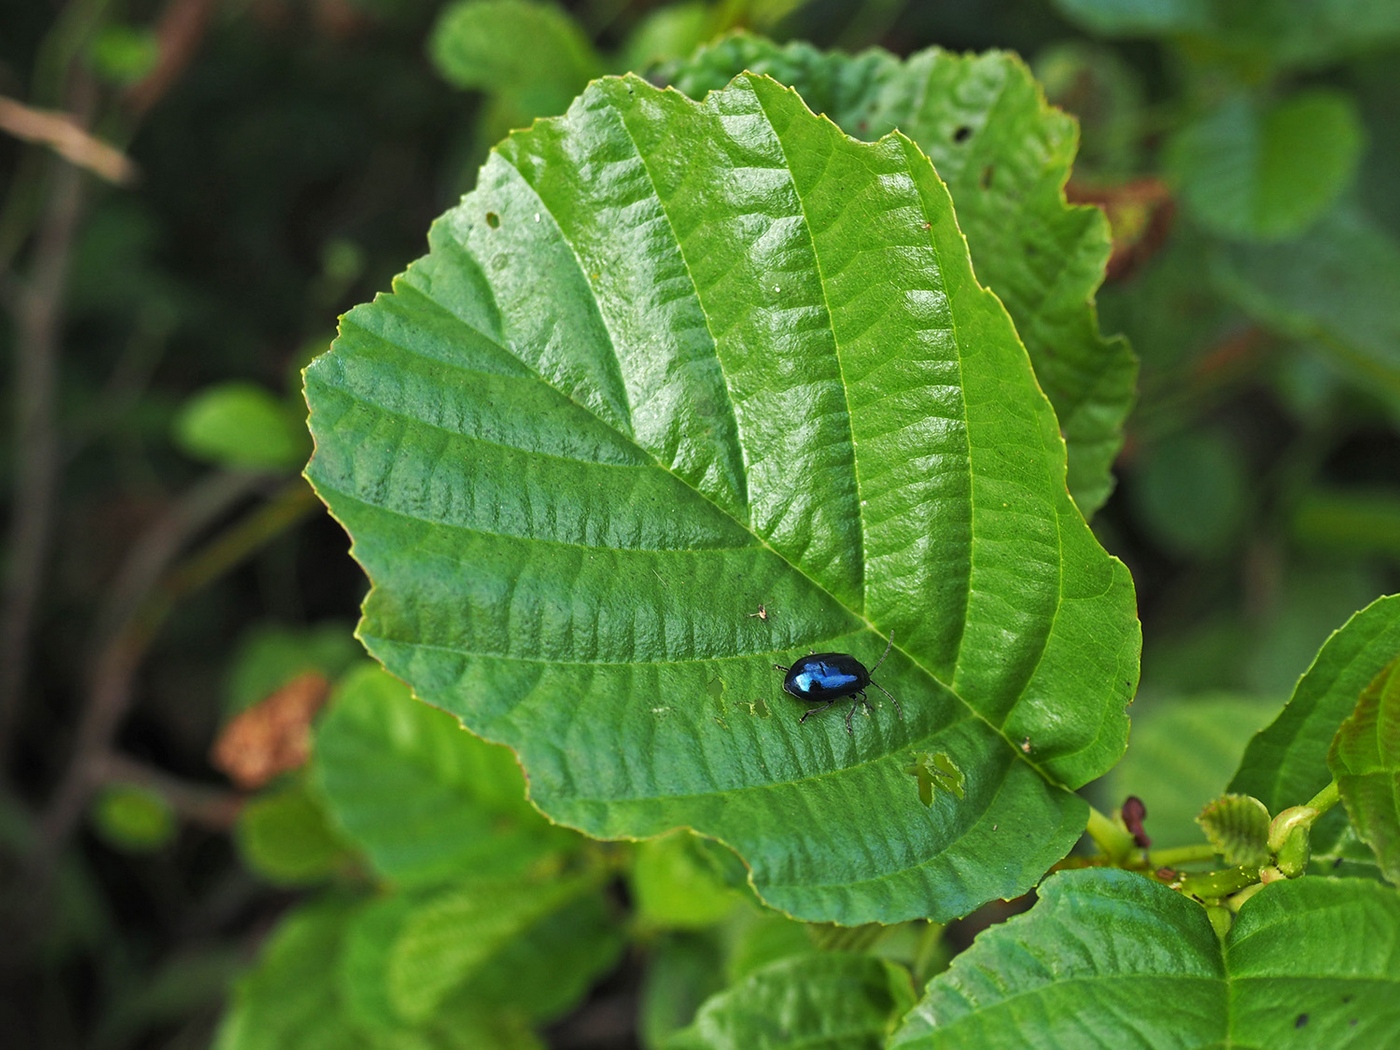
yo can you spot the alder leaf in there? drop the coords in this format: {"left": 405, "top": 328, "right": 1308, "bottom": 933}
{"left": 305, "top": 72, "right": 1139, "bottom": 925}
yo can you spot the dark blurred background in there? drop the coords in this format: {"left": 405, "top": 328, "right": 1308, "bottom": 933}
{"left": 1, "top": 0, "right": 1397, "bottom": 1046}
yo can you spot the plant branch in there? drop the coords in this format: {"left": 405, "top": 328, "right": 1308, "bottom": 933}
{"left": 96, "top": 752, "right": 244, "bottom": 829}
{"left": 32, "top": 477, "right": 319, "bottom": 875}
{"left": 0, "top": 121, "right": 90, "bottom": 760}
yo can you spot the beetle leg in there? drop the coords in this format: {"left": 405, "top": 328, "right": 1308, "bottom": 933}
{"left": 800, "top": 699, "right": 837, "bottom": 723}
{"left": 845, "top": 700, "right": 858, "bottom": 734}
{"left": 773, "top": 663, "right": 789, "bottom": 673}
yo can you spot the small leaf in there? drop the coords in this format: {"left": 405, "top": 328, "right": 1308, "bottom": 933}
{"left": 174, "top": 382, "right": 307, "bottom": 471}
{"left": 89, "top": 25, "right": 160, "bottom": 86}
{"left": 312, "top": 665, "right": 575, "bottom": 887}
{"left": 1129, "top": 429, "right": 1248, "bottom": 558}
{"left": 429, "top": 0, "right": 601, "bottom": 117}
{"left": 1231, "top": 595, "right": 1400, "bottom": 825}
{"left": 305, "top": 70, "right": 1139, "bottom": 926}
{"left": 235, "top": 781, "right": 351, "bottom": 886}
{"left": 1168, "top": 91, "right": 1365, "bottom": 242}
{"left": 665, "top": 953, "right": 916, "bottom": 1050}
{"left": 1196, "top": 793, "right": 1271, "bottom": 868}
{"left": 631, "top": 830, "right": 746, "bottom": 930}
{"left": 1329, "top": 657, "right": 1400, "bottom": 884}
{"left": 891, "top": 869, "right": 1400, "bottom": 1046}
{"left": 91, "top": 784, "right": 175, "bottom": 852}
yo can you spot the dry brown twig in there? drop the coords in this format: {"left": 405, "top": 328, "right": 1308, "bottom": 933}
{"left": 0, "top": 95, "right": 137, "bottom": 184}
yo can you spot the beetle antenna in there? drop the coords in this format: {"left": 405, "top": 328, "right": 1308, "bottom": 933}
{"left": 869, "top": 631, "right": 894, "bottom": 673}
{"left": 870, "top": 679, "right": 903, "bottom": 720}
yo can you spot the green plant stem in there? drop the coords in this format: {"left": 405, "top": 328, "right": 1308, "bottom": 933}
{"left": 1085, "top": 803, "right": 1138, "bottom": 862}
{"left": 1305, "top": 779, "right": 1340, "bottom": 817}
{"left": 1178, "top": 865, "right": 1259, "bottom": 901}
{"left": 1148, "top": 843, "right": 1221, "bottom": 868}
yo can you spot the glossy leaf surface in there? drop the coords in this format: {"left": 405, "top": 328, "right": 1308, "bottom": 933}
{"left": 305, "top": 73, "right": 1138, "bottom": 924}
{"left": 1329, "top": 658, "right": 1400, "bottom": 884}
{"left": 665, "top": 953, "right": 915, "bottom": 1050}
{"left": 892, "top": 869, "right": 1400, "bottom": 1047}
{"left": 664, "top": 33, "right": 1135, "bottom": 517}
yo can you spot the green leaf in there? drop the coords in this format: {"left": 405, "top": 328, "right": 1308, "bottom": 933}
{"left": 621, "top": 3, "right": 720, "bottom": 72}
{"left": 312, "top": 664, "right": 574, "bottom": 887}
{"left": 891, "top": 868, "right": 1400, "bottom": 1046}
{"left": 1169, "top": 91, "right": 1365, "bottom": 243}
{"left": 631, "top": 830, "right": 747, "bottom": 930}
{"left": 89, "top": 25, "right": 160, "bottom": 86}
{"left": 641, "top": 933, "right": 728, "bottom": 1050}
{"left": 1196, "top": 793, "right": 1271, "bottom": 867}
{"left": 1211, "top": 206, "right": 1400, "bottom": 402}
{"left": 664, "top": 953, "right": 916, "bottom": 1050}
{"left": 429, "top": 0, "right": 602, "bottom": 118}
{"left": 304, "top": 72, "right": 1139, "bottom": 925}
{"left": 1231, "top": 595, "right": 1400, "bottom": 818}
{"left": 1096, "top": 693, "right": 1278, "bottom": 848}
{"left": 340, "top": 874, "right": 619, "bottom": 1026}
{"left": 215, "top": 900, "right": 375, "bottom": 1050}
{"left": 236, "top": 780, "right": 351, "bottom": 885}
{"left": 664, "top": 33, "right": 1136, "bottom": 517}
{"left": 1293, "top": 488, "right": 1400, "bottom": 562}
{"left": 1128, "top": 428, "right": 1248, "bottom": 558}
{"left": 1051, "top": 0, "right": 1400, "bottom": 70}
{"left": 91, "top": 784, "right": 175, "bottom": 852}
{"left": 1329, "top": 657, "right": 1400, "bottom": 883}
{"left": 173, "top": 381, "right": 308, "bottom": 471}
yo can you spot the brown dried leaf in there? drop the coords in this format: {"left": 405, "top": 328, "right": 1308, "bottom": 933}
{"left": 210, "top": 671, "right": 330, "bottom": 789}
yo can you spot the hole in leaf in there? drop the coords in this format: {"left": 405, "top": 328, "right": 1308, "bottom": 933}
{"left": 953, "top": 125, "right": 972, "bottom": 143}
{"left": 485, "top": 211, "right": 500, "bottom": 229}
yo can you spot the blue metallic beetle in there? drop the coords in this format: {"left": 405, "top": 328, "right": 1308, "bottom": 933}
{"left": 775, "top": 633, "right": 903, "bottom": 734}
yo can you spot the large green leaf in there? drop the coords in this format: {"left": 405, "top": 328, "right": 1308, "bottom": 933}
{"left": 1329, "top": 658, "right": 1400, "bottom": 884}
{"left": 663, "top": 33, "right": 1135, "bottom": 518}
{"left": 305, "top": 72, "right": 1139, "bottom": 925}
{"left": 664, "top": 953, "right": 916, "bottom": 1050}
{"left": 312, "top": 664, "right": 575, "bottom": 887}
{"left": 891, "top": 868, "right": 1400, "bottom": 1047}
{"left": 1230, "top": 595, "right": 1400, "bottom": 816}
